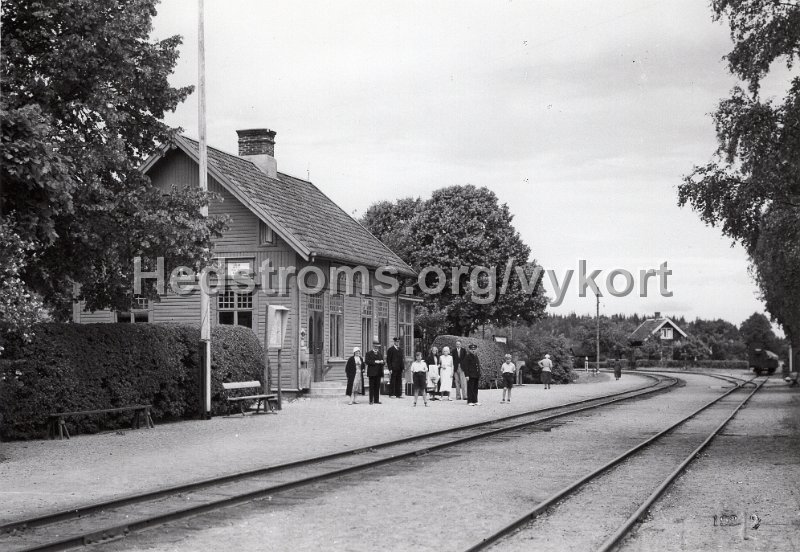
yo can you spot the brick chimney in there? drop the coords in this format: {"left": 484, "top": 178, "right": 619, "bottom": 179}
{"left": 654, "top": 311, "right": 661, "bottom": 319}
{"left": 237, "top": 128, "right": 277, "bottom": 178}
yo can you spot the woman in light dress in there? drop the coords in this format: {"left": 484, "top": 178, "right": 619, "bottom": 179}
{"left": 426, "top": 346, "right": 440, "bottom": 400}
{"left": 345, "top": 347, "right": 364, "bottom": 405}
{"left": 438, "top": 346, "right": 454, "bottom": 401}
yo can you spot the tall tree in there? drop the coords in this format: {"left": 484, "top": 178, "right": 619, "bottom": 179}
{"left": 362, "top": 185, "right": 547, "bottom": 336}
{"left": 0, "top": 0, "right": 227, "bottom": 329}
{"left": 739, "top": 312, "right": 780, "bottom": 352}
{"left": 678, "top": 0, "right": 800, "bottom": 348}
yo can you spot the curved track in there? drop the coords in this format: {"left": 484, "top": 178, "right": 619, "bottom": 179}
{"left": 1, "top": 373, "right": 678, "bottom": 552}
{"left": 463, "top": 374, "right": 765, "bottom": 552}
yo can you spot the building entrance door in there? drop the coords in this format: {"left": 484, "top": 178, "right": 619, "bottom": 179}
{"left": 308, "top": 310, "right": 325, "bottom": 381}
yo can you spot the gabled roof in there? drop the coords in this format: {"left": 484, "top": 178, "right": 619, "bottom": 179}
{"left": 144, "top": 135, "right": 415, "bottom": 277}
{"left": 630, "top": 316, "right": 688, "bottom": 344}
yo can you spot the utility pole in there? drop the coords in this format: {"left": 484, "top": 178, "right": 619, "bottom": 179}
{"left": 198, "top": 0, "right": 211, "bottom": 419}
{"left": 596, "top": 292, "right": 600, "bottom": 374}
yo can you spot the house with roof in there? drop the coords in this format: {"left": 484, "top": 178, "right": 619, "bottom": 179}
{"left": 629, "top": 312, "right": 688, "bottom": 359}
{"left": 72, "top": 128, "right": 419, "bottom": 391}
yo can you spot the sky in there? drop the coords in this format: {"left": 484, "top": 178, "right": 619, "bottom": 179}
{"left": 151, "top": 0, "right": 784, "bottom": 327}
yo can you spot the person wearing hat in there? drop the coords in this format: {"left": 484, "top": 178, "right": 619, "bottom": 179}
{"left": 463, "top": 343, "right": 482, "bottom": 405}
{"left": 365, "top": 339, "right": 385, "bottom": 405}
{"left": 345, "top": 346, "right": 365, "bottom": 405}
{"left": 501, "top": 354, "right": 516, "bottom": 403}
{"left": 386, "top": 337, "right": 405, "bottom": 398}
{"left": 538, "top": 353, "right": 553, "bottom": 389}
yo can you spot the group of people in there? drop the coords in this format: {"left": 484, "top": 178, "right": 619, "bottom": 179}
{"left": 345, "top": 338, "right": 535, "bottom": 406}
{"left": 343, "top": 344, "right": 630, "bottom": 406}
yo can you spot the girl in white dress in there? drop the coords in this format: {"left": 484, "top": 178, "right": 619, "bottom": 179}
{"left": 438, "top": 346, "right": 454, "bottom": 401}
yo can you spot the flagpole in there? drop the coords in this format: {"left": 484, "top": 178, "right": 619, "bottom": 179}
{"left": 198, "top": 0, "right": 211, "bottom": 418}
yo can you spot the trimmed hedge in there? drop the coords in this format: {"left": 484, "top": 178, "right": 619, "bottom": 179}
{"left": 0, "top": 323, "right": 263, "bottom": 440}
{"left": 431, "top": 335, "right": 506, "bottom": 389}
{"left": 521, "top": 334, "right": 577, "bottom": 384}
{"left": 630, "top": 359, "right": 749, "bottom": 370}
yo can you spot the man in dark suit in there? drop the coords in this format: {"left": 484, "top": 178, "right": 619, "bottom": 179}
{"left": 464, "top": 343, "right": 481, "bottom": 406}
{"left": 386, "top": 337, "right": 405, "bottom": 398}
{"left": 452, "top": 340, "right": 468, "bottom": 400}
{"left": 364, "top": 340, "right": 385, "bottom": 405}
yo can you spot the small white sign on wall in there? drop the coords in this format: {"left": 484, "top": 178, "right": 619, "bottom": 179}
{"left": 267, "top": 305, "right": 290, "bottom": 349}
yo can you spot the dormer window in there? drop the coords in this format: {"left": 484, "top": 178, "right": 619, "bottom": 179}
{"left": 259, "top": 221, "right": 275, "bottom": 245}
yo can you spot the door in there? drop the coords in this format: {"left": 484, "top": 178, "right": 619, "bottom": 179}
{"left": 309, "top": 311, "right": 325, "bottom": 381}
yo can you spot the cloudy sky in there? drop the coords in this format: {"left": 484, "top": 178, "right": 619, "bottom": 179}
{"left": 151, "top": 0, "right": 780, "bottom": 326}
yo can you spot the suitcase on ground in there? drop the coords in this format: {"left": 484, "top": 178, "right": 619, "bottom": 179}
{"left": 380, "top": 380, "right": 391, "bottom": 395}
{"left": 405, "top": 382, "right": 413, "bottom": 396}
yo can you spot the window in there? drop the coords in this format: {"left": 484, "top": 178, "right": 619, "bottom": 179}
{"left": 361, "top": 298, "right": 373, "bottom": 354}
{"left": 660, "top": 327, "right": 673, "bottom": 340}
{"left": 336, "top": 272, "right": 348, "bottom": 294}
{"left": 398, "top": 302, "right": 414, "bottom": 357}
{"left": 329, "top": 294, "right": 344, "bottom": 358}
{"left": 259, "top": 221, "right": 275, "bottom": 245}
{"left": 354, "top": 272, "right": 370, "bottom": 296}
{"left": 117, "top": 297, "right": 150, "bottom": 323}
{"left": 218, "top": 291, "right": 253, "bottom": 328}
{"left": 308, "top": 293, "right": 323, "bottom": 312}
{"left": 376, "top": 299, "right": 389, "bottom": 349}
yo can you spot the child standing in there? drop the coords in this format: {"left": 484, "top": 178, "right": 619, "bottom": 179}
{"left": 501, "top": 354, "right": 516, "bottom": 403}
{"left": 410, "top": 351, "right": 429, "bottom": 407}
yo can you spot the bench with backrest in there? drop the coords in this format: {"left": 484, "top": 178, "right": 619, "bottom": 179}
{"left": 48, "top": 405, "right": 154, "bottom": 440}
{"left": 222, "top": 381, "right": 278, "bottom": 415}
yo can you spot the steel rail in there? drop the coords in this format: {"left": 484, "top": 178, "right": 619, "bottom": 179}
{"left": 595, "top": 377, "right": 767, "bottom": 552}
{"left": 1, "top": 373, "right": 670, "bottom": 535}
{"left": 462, "top": 375, "right": 761, "bottom": 552}
{"left": 635, "top": 368, "right": 755, "bottom": 386}
{"left": 3, "top": 375, "right": 679, "bottom": 552}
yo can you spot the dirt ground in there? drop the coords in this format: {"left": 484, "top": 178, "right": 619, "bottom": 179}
{"left": 620, "top": 381, "right": 800, "bottom": 552}
{"left": 84, "top": 373, "right": 798, "bottom": 552}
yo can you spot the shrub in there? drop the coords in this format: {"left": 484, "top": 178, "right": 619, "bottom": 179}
{"left": 431, "top": 335, "right": 506, "bottom": 389}
{"left": 630, "top": 359, "right": 749, "bottom": 370}
{"left": 521, "top": 334, "right": 576, "bottom": 384}
{"left": 0, "top": 323, "right": 263, "bottom": 440}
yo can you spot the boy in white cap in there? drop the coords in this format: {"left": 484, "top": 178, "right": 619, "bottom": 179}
{"left": 538, "top": 353, "right": 553, "bottom": 389}
{"left": 501, "top": 354, "right": 516, "bottom": 402}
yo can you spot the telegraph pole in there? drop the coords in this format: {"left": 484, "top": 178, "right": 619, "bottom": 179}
{"left": 596, "top": 292, "right": 600, "bottom": 374}
{"left": 198, "top": 0, "right": 211, "bottom": 419}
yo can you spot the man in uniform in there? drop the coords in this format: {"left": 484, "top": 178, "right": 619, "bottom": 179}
{"left": 464, "top": 343, "right": 481, "bottom": 406}
{"left": 452, "top": 340, "right": 468, "bottom": 400}
{"left": 386, "top": 337, "right": 405, "bottom": 398}
{"left": 365, "top": 340, "right": 385, "bottom": 405}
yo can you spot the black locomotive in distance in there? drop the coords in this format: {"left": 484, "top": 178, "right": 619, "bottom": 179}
{"left": 748, "top": 348, "right": 779, "bottom": 375}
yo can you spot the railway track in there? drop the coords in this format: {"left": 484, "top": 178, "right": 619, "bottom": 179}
{"left": 464, "top": 375, "right": 766, "bottom": 552}
{"left": 1, "top": 373, "right": 679, "bottom": 552}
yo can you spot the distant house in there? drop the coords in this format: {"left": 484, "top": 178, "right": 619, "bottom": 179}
{"left": 629, "top": 312, "right": 687, "bottom": 358}
{"left": 73, "top": 128, "right": 419, "bottom": 390}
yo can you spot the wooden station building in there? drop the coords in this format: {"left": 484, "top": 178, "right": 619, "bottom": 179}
{"left": 73, "top": 128, "right": 418, "bottom": 391}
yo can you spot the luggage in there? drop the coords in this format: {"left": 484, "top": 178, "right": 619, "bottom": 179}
{"left": 380, "top": 380, "right": 391, "bottom": 395}
{"left": 405, "top": 382, "right": 413, "bottom": 396}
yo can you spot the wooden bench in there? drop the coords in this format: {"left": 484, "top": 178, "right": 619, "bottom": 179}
{"left": 222, "top": 381, "right": 278, "bottom": 416}
{"left": 48, "top": 405, "right": 154, "bottom": 440}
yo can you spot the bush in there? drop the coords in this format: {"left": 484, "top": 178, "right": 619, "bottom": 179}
{"left": 630, "top": 359, "right": 749, "bottom": 370}
{"left": 0, "top": 323, "right": 263, "bottom": 440}
{"left": 431, "top": 335, "right": 506, "bottom": 389}
{"left": 520, "top": 334, "right": 576, "bottom": 384}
